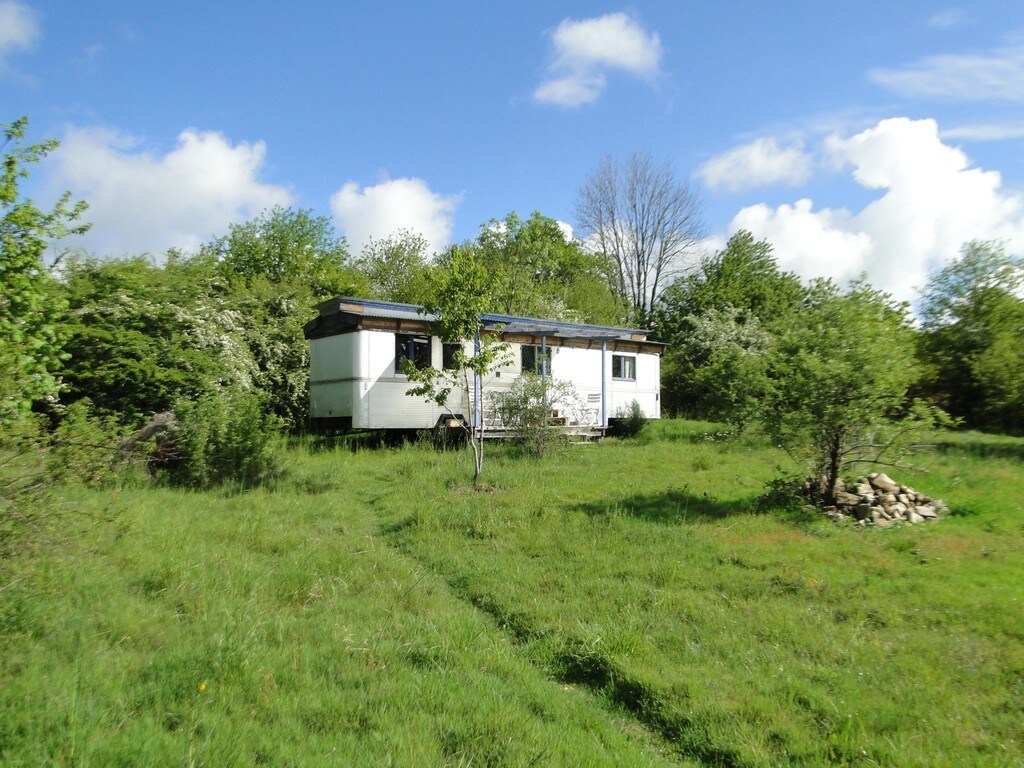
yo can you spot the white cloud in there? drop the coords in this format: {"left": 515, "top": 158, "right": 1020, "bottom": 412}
{"left": 728, "top": 118, "right": 1024, "bottom": 305}
{"left": 46, "top": 126, "right": 293, "bottom": 256}
{"left": 697, "top": 138, "right": 813, "bottom": 193}
{"left": 0, "top": 0, "right": 39, "bottom": 63}
{"left": 927, "top": 9, "right": 966, "bottom": 29}
{"left": 870, "top": 44, "right": 1024, "bottom": 102}
{"left": 330, "top": 177, "right": 459, "bottom": 256}
{"left": 534, "top": 74, "right": 605, "bottom": 109}
{"left": 941, "top": 122, "right": 1024, "bottom": 141}
{"left": 534, "top": 12, "right": 661, "bottom": 107}
{"left": 733, "top": 200, "right": 873, "bottom": 284}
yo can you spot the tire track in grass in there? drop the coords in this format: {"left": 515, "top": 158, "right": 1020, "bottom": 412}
{"left": 362, "top": 517, "right": 694, "bottom": 767}
{"left": 383, "top": 524, "right": 742, "bottom": 768}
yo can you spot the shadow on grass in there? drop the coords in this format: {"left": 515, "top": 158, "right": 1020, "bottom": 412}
{"left": 294, "top": 430, "right": 428, "bottom": 454}
{"left": 652, "top": 427, "right": 737, "bottom": 445}
{"left": 932, "top": 439, "right": 1024, "bottom": 462}
{"left": 554, "top": 642, "right": 744, "bottom": 768}
{"left": 573, "top": 487, "right": 759, "bottom": 524}
{"left": 573, "top": 485, "right": 827, "bottom": 527}
{"left": 439, "top": 575, "right": 746, "bottom": 767}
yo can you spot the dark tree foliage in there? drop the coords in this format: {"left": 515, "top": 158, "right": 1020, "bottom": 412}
{"left": 654, "top": 231, "right": 803, "bottom": 339}
{"left": 917, "top": 240, "right": 1024, "bottom": 434}
{"left": 59, "top": 255, "right": 253, "bottom": 426}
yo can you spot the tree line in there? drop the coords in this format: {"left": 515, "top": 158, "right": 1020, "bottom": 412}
{"left": 3, "top": 116, "right": 1023, "bottom": 496}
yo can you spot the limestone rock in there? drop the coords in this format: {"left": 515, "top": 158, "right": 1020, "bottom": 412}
{"left": 807, "top": 474, "right": 943, "bottom": 526}
{"left": 852, "top": 504, "right": 873, "bottom": 521}
{"left": 870, "top": 473, "right": 899, "bottom": 493}
{"left": 835, "top": 490, "right": 863, "bottom": 507}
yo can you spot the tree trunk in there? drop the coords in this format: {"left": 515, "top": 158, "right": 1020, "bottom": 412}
{"left": 826, "top": 431, "right": 843, "bottom": 505}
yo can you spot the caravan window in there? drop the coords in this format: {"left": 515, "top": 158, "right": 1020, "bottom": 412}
{"left": 612, "top": 354, "right": 636, "bottom": 381}
{"left": 442, "top": 342, "right": 461, "bottom": 370}
{"left": 395, "top": 333, "right": 431, "bottom": 373}
{"left": 521, "top": 344, "right": 549, "bottom": 375}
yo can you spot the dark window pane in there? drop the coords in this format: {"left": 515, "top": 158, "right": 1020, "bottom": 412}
{"left": 522, "top": 345, "right": 536, "bottom": 373}
{"left": 396, "top": 333, "right": 431, "bottom": 372}
{"left": 443, "top": 343, "right": 459, "bottom": 370}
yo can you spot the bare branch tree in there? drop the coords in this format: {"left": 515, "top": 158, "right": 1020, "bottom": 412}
{"left": 575, "top": 152, "right": 706, "bottom": 321}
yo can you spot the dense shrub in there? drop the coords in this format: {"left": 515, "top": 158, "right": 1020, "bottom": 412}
{"left": 46, "top": 401, "right": 126, "bottom": 486}
{"left": 607, "top": 400, "right": 648, "bottom": 438}
{"left": 164, "top": 389, "right": 282, "bottom": 489}
{"left": 1, "top": 402, "right": 125, "bottom": 560}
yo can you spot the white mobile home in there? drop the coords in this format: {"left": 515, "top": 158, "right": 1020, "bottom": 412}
{"left": 303, "top": 297, "right": 664, "bottom": 435}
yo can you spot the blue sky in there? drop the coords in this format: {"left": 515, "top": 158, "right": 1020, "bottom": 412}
{"left": 4, "top": 0, "right": 1024, "bottom": 303}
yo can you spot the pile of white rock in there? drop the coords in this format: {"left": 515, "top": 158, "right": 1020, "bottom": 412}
{"left": 806, "top": 473, "right": 948, "bottom": 527}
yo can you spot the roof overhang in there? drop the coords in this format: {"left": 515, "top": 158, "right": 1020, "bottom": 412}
{"left": 305, "top": 297, "right": 666, "bottom": 353}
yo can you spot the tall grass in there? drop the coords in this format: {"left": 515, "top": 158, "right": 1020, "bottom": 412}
{"left": 0, "top": 446, "right": 680, "bottom": 766}
{"left": 1, "top": 420, "right": 1022, "bottom": 766}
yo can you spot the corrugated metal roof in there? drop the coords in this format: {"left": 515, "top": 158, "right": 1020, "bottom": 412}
{"left": 318, "top": 297, "right": 438, "bottom": 323}
{"left": 480, "top": 314, "right": 647, "bottom": 339}
{"left": 316, "top": 297, "right": 653, "bottom": 341}
{"left": 494, "top": 321, "right": 626, "bottom": 340}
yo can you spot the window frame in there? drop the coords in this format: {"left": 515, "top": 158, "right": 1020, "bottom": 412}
{"left": 395, "top": 333, "right": 431, "bottom": 374}
{"left": 521, "top": 344, "right": 549, "bottom": 375}
{"left": 611, "top": 354, "right": 636, "bottom": 381}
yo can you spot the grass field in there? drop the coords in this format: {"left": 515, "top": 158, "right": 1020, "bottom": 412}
{"left": 2, "top": 420, "right": 1022, "bottom": 766}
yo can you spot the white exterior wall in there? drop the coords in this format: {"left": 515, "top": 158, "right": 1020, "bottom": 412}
{"left": 547, "top": 346, "right": 603, "bottom": 426}
{"left": 308, "top": 334, "right": 358, "bottom": 422}
{"left": 608, "top": 350, "right": 661, "bottom": 420}
{"left": 310, "top": 329, "right": 470, "bottom": 429}
{"left": 310, "top": 330, "right": 661, "bottom": 429}
{"left": 547, "top": 344, "right": 660, "bottom": 424}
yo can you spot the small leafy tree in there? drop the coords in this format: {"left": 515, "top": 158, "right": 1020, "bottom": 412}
{"left": 759, "top": 279, "right": 946, "bottom": 504}
{"left": 491, "top": 373, "right": 584, "bottom": 457}
{"left": 1, "top": 117, "right": 89, "bottom": 419}
{"left": 403, "top": 245, "right": 509, "bottom": 483}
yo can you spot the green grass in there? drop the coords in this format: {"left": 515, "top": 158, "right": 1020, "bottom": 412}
{"left": 2, "top": 420, "right": 1023, "bottom": 766}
